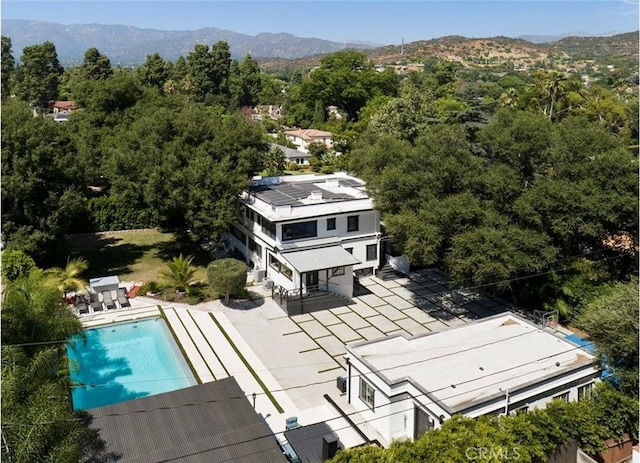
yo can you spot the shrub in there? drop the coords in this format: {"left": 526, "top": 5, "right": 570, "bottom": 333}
{"left": 140, "top": 280, "right": 163, "bottom": 295}
{"left": 207, "top": 258, "right": 247, "bottom": 304}
{"left": 286, "top": 161, "right": 300, "bottom": 171}
{"left": 1, "top": 250, "right": 36, "bottom": 282}
{"left": 186, "top": 284, "right": 205, "bottom": 305}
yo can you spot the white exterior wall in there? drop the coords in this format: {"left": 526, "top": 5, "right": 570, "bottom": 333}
{"left": 387, "top": 254, "right": 410, "bottom": 274}
{"left": 285, "top": 135, "right": 333, "bottom": 154}
{"left": 318, "top": 267, "right": 354, "bottom": 298}
{"left": 349, "top": 365, "right": 392, "bottom": 445}
{"left": 347, "top": 354, "right": 600, "bottom": 446}
{"left": 267, "top": 264, "right": 295, "bottom": 290}
{"left": 276, "top": 210, "right": 380, "bottom": 272}
{"left": 286, "top": 135, "right": 307, "bottom": 153}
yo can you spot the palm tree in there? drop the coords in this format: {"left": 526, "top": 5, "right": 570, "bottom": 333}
{"left": 43, "top": 256, "right": 89, "bottom": 297}
{"left": 2, "top": 270, "right": 84, "bottom": 348}
{"left": 498, "top": 88, "right": 518, "bottom": 109}
{"left": 1, "top": 346, "right": 99, "bottom": 462}
{"left": 264, "top": 146, "right": 287, "bottom": 176}
{"left": 533, "top": 70, "right": 567, "bottom": 121}
{"left": 159, "top": 254, "right": 196, "bottom": 292}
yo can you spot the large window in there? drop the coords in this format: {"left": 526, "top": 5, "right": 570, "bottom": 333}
{"left": 366, "top": 244, "right": 378, "bottom": 261}
{"left": 347, "top": 215, "right": 359, "bottom": 232}
{"left": 282, "top": 221, "right": 317, "bottom": 241}
{"left": 261, "top": 217, "right": 276, "bottom": 240}
{"left": 248, "top": 238, "right": 262, "bottom": 255}
{"left": 578, "top": 383, "right": 593, "bottom": 400}
{"left": 230, "top": 225, "right": 246, "bottom": 245}
{"left": 359, "top": 378, "right": 375, "bottom": 410}
{"left": 327, "top": 218, "right": 336, "bottom": 230}
{"left": 269, "top": 254, "right": 292, "bottom": 280}
{"left": 553, "top": 391, "right": 570, "bottom": 402}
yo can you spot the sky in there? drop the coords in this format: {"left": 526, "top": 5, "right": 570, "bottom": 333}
{"left": 1, "top": 0, "right": 638, "bottom": 45}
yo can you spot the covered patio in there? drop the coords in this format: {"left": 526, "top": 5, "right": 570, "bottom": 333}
{"left": 271, "top": 246, "right": 361, "bottom": 315}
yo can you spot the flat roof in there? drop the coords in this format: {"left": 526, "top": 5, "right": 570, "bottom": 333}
{"left": 281, "top": 246, "right": 361, "bottom": 272}
{"left": 86, "top": 377, "right": 286, "bottom": 463}
{"left": 347, "top": 313, "right": 597, "bottom": 413}
{"left": 248, "top": 174, "right": 367, "bottom": 207}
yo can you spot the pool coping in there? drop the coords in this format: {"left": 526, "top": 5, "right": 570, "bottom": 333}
{"left": 79, "top": 305, "right": 162, "bottom": 328}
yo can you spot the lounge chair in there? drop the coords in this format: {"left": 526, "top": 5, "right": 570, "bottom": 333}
{"left": 90, "top": 300, "right": 104, "bottom": 312}
{"left": 102, "top": 291, "right": 117, "bottom": 310}
{"left": 77, "top": 302, "right": 89, "bottom": 316}
{"left": 117, "top": 288, "right": 131, "bottom": 308}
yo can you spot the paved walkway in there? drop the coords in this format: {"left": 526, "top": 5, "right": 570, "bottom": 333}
{"left": 91, "top": 268, "right": 517, "bottom": 446}
{"left": 161, "top": 307, "right": 299, "bottom": 433}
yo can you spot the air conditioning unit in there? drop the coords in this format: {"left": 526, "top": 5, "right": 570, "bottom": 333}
{"left": 263, "top": 278, "right": 273, "bottom": 290}
{"left": 253, "top": 269, "right": 265, "bottom": 283}
{"left": 336, "top": 376, "right": 347, "bottom": 393}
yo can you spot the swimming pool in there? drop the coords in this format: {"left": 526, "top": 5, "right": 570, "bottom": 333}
{"left": 67, "top": 318, "right": 197, "bottom": 410}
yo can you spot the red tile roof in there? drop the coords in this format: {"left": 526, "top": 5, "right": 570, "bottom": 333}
{"left": 52, "top": 100, "right": 77, "bottom": 110}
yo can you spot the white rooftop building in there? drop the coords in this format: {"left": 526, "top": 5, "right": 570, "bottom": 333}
{"left": 345, "top": 313, "right": 600, "bottom": 446}
{"left": 227, "top": 173, "right": 381, "bottom": 315}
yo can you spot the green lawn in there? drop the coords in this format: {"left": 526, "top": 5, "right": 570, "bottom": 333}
{"left": 65, "top": 229, "right": 211, "bottom": 284}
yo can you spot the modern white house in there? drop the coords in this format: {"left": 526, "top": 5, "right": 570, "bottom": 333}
{"left": 227, "top": 173, "right": 381, "bottom": 315}
{"left": 345, "top": 313, "right": 600, "bottom": 446}
{"left": 284, "top": 129, "right": 333, "bottom": 153}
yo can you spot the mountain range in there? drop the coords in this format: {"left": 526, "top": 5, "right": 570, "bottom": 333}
{"left": 1, "top": 19, "right": 376, "bottom": 65}
{"left": 2, "top": 19, "right": 638, "bottom": 70}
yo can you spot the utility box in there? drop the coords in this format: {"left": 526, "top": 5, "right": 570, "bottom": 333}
{"left": 322, "top": 433, "right": 339, "bottom": 461}
{"left": 336, "top": 376, "right": 347, "bottom": 393}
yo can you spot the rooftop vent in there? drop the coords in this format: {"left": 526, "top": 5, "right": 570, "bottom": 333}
{"left": 310, "top": 191, "right": 323, "bottom": 201}
{"left": 325, "top": 178, "right": 340, "bottom": 188}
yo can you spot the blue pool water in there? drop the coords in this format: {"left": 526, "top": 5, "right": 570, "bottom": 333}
{"left": 67, "top": 318, "right": 197, "bottom": 410}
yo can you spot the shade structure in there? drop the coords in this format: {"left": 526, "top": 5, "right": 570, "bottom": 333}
{"left": 280, "top": 246, "right": 361, "bottom": 273}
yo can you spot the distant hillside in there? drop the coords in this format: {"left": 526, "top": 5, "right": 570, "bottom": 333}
{"left": 547, "top": 31, "right": 640, "bottom": 59}
{"left": 258, "top": 32, "right": 639, "bottom": 73}
{"left": 1, "top": 19, "right": 375, "bottom": 65}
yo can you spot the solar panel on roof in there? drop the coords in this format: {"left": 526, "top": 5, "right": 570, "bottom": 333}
{"left": 249, "top": 180, "right": 357, "bottom": 206}
{"left": 338, "top": 178, "right": 363, "bottom": 187}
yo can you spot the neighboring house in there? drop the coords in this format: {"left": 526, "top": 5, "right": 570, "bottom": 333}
{"left": 284, "top": 129, "right": 332, "bottom": 153}
{"left": 47, "top": 100, "right": 78, "bottom": 122}
{"left": 227, "top": 173, "right": 381, "bottom": 314}
{"left": 253, "top": 105, "right": 284, "bottom": 120}
{"left": 345, "top": 313, "right": 600, "bottom": 446}
{"left": 51, "top": 100, "right": 78, "bottom": 113}
{"left": 270, "top": 143, "right": 311, "bottom": 166}
{"left": 86, "top": 377, "right": 287, "bottom": 462}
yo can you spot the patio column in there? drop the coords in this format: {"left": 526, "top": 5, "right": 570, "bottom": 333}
{"left": 300, "top": 271, "right": 304, "bottom": 313}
